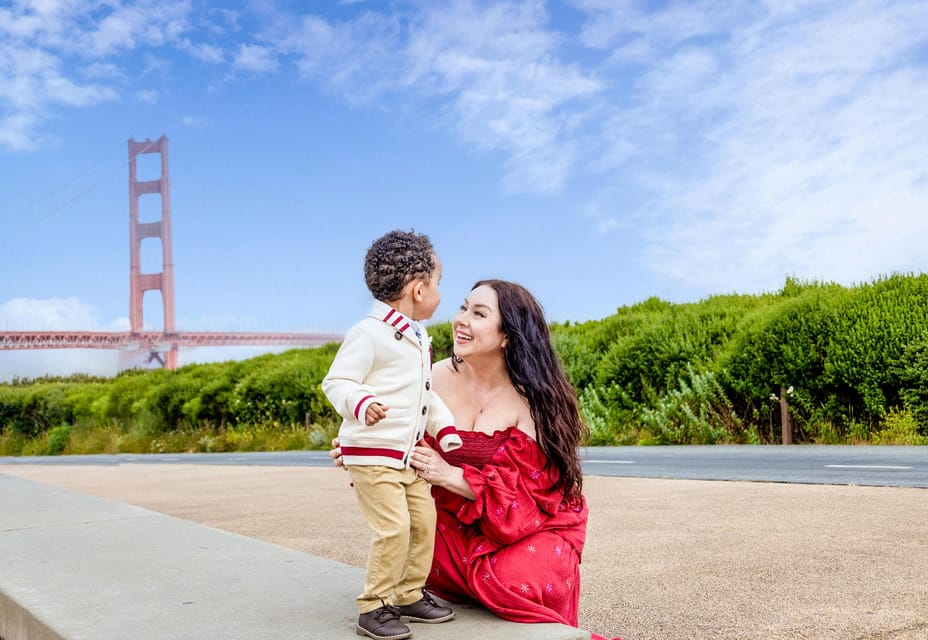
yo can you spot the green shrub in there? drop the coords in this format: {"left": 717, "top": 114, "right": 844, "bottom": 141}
{"left": 638, "top": 366, "right": 741, "bottom": 445}
{"left": 578, "top": 384, "right": 640, "bottom": 446}
{"left": 0, "top": 430, "right": 26, "bottom": 456}
{"left": 824, "top": 274, "right": 928, "bottom": 421}
{"left": 428, "top": 322, "right": 453, "bottom": 362}
{"left": 19, "top": 422, "right": 73, "bottom": 456}
{"left": 720, "top": 283, "right": 849, "bottom": 440}
{"left": 595, "top": 293, "right": 765, "bottom": 405}
{"left": 3, "top": 274, "right": 927, "bottom": 448}
{"left": 873, "top": 408, "right": 928, "bottom": 445}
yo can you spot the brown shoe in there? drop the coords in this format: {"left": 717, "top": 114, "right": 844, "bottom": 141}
{"left": 356, "top": 604, "right": 411, "bottom": 640}
{"left": 393, "top": 591, "right": 455, "bottom": 624}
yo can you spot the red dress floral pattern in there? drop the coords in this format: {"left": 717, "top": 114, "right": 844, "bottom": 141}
{"left": 427, "top": 427, "right": 589, "bottom": 627}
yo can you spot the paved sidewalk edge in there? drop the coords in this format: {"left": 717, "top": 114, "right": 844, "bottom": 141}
{"left": 0, "top": 473, "right": 591, "bottom": 640}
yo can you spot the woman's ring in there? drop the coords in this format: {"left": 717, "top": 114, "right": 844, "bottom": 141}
{"left": 423, "top": 464, "right": 430, "bottom": 475}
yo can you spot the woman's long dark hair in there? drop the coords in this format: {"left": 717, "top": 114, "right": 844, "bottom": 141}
{"left": 457, "top": 279, "right": 589, "bottom": 498}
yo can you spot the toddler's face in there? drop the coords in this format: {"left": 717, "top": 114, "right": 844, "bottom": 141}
{"left": 414, "top": 253, "right": 442, "bottom": 320}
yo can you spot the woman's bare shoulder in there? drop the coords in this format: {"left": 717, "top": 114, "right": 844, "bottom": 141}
{"left": 514, "top": 397, "right": 537, "bottom": 441}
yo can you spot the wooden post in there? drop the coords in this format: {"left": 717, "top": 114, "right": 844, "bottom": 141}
{"left": 779, "top": 385, "right": 792, "bottom": 445}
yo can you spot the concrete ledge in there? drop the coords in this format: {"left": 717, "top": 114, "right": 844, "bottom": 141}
{"left": 0, "top": 473, "right": 591, "bottom": 640}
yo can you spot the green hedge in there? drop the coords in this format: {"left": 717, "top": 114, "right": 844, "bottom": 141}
{"left": 3, "top": 274, "right": 928, "bottom": 450}
{"left": 555, "top": 275, "right": 928, "bottom": 445}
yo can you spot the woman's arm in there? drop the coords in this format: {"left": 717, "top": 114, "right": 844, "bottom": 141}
{"left": 453, "top": 433, "right": 559, "bottom": 546}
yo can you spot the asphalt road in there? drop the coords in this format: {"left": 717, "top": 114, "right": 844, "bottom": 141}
{"left": 2, "top": 445, "right": 925, "bottom": 487}
{"left": 581, "top": 445, "right": 928, "bottom": 487}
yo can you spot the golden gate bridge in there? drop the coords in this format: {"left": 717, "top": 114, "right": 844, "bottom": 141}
{"left": 0, "top": 136, "right": 342, "bottom": 370}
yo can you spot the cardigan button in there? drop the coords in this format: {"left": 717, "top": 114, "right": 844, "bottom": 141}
{"left": 425, "top": 381, "right": 430, "bottom": 390}
{"left": 421, "top": 406, "right": 427, "bottom": 415}
{"left": 394, "top": 331, "right": 403, "bottom": 340}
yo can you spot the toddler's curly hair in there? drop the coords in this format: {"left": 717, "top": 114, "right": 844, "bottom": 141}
{"left": 364, "top": 230, "right": 436, "bottom": 302}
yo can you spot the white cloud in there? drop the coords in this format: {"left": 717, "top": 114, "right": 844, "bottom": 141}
{"left": 402, "top": 1, "right": 602, "bottom": 194}
{"left": 0, "top": 112, "right": 39, "bottom": 150}
{"left": 573, "top": 0, "right": 732, "bottom": 52}
{"left": 135, "top": 89, "right": 158, "bottom": 104}
{"left": 233, "top": 43, "right": 278, "bottom": 73}
{"left": 597, "top": 217, "right": 621, "bottom": 234}
{"left": 0, "top": 297, "right": 124, "bottom": 381}
{"left": 0, "top": 42, "right": 117, "bottom": 147}
{"left": 0, "top": 0, "right": 196, "bottom": 151}
{"left": 0, "top": 1, "right": 193, "bottom": 57}
{"left": 1, "top": 297, "right": 102, "bottom": 331}
{"left": 0, "top": 350, "right": 129, "bottom": 382}
{"left": 579, "top": 0, "right": 928, "bottom": 294}
{"left": 207, "top": 8, "right": 242, "bottom": 34}
{"left": 180, "top": 39, "right": 224, "bottom": 63}
{"left": 281, "top": 12, "right": 403, "bottom": 101}
{"left": 3, "top": 0, "right": 927, "bottom": 300}
{"left": 274, "top": 1, "right": 601, "bottom": 194}
{"left": 0, "top": 3, "right": 56, "bottom": 40}
{"left": 181, "top": 114, "right": 211, "bottom": 128}
{"left": 5, "top": 1, "right": 602, "bottom": 192}
{"left": 580, "top": 198, "right": 626, "bottom": 235}
{"left": 82, "top": 62, "right": 125, "bottom": 80}
{"left": 76, "top": 2, "right": 193, "bottom": 57}
{"left": 0, "top": 45, "right": 114, "bottom": 109}
{"left": 0, "top": 298, "right": 290, "bottom": 381}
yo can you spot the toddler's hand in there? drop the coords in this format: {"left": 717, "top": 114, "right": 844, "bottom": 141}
{"left": 365, "top": 402, "right": 388, "bottom": 426}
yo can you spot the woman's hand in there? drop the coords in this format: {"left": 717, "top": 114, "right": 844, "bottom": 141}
{"left": 412, "top": 440, "right": 475, "bottom": 499}
{"left": 330, "top": 437, "right": 345, "bottom": 469}
{"left": 410, "top": 440, "right": 451, "bottom": 487}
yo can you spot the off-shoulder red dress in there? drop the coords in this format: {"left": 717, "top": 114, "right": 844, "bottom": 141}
{"left": 427, "top": 427, "right": 590, "bottom": 626}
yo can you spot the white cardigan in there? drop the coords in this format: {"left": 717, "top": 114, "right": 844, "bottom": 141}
{"left": 322, "top": 300, "right": 462, "bottom": 469}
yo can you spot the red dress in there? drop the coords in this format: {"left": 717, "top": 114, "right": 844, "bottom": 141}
{"left": 427, "top": 427, "right": 589, "bottom": 627}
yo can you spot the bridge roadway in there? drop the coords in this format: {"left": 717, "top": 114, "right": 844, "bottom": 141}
{"left": 3, "top": 444, "right": 925, "bottom": 488}
{"left": 0, "top": 330, "right": 343, "bottom": 350}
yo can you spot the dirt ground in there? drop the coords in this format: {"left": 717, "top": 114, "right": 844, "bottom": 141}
{"left": 3, "top": 464, "right": 926, "bottom": 640}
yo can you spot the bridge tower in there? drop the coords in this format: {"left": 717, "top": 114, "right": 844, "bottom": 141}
{"left": 128, "top": 136, "right": 177, "bottom": 369}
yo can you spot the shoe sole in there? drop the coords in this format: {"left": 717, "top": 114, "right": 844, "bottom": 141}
{"left": 400, "top": 611, "right": 456, "bottom": 624}
{"left": 355, "top": 626, "right": 411, "bottom": 640}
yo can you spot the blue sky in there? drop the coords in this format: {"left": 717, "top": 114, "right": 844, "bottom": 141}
{"left": 2, "top": 0, "right": 927, "bottom": 380}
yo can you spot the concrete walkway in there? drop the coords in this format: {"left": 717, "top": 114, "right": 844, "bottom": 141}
{"left": 0, "top": 473, "right": 589, "bottom": 640}
{"left": 3, "top": 463, "right": 928, "bottom": 639}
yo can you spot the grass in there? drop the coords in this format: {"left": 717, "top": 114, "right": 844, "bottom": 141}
{"left": 1, "top": 413, "right": 924, "bottom": 457}
{"left": 0, "top": 420, "right": 340, "bottom": 457}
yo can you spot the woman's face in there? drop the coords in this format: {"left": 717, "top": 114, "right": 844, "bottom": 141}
{"left": 452, "top": 284, "right": 508, "bottom": 359}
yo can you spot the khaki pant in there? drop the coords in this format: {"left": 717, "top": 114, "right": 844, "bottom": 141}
{"left": 347, "top": 465, "right": 436, "bottom": 613}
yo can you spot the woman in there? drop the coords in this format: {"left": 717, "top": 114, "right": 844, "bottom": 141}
{"left": 334, "top": 279, "right": 619, "bottom": 640}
